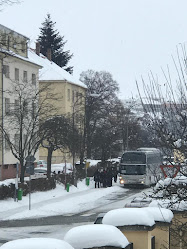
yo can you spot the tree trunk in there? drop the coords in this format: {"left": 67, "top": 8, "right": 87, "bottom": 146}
{"left": 47, "top": 147, "right": 53, "bottom": 178}
{"left": 20, "top": 159, "right": 25, "bottom": 183}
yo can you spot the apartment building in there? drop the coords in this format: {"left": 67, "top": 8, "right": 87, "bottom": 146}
{"left": 0, "top": 24, "right": 41, "bottom": 180}
{"left": 28, "top": 46, "right": 87, "bottom": 164}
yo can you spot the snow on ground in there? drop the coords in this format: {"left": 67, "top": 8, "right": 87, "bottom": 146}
{"left": 86, "top": 159, "right": 101, "bottom": 167}
{"left": 0, "top": 178, "right": 127, "bottom": 221}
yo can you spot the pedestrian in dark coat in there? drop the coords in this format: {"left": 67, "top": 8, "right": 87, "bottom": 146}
{"left": 106, "top": 168, "right": 113, "bottom": 187}
{"left": 100, "top": 169, "right": 107, "bottom": 187}
{"left": 94, "top": 169, "right": 100, "bottom": 188}
{"left": 112, "top": 167, "right": 118, "bottom": 183}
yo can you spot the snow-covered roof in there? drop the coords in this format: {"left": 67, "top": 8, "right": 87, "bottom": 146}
{"left": 64, "top": 224, "right": 129, "bottom": 249}
{"left": 102, "top": 208, "right": 155, "bottom": 227}
{"left": 0, "top": 238, "right": 74, "bottom": 249}
{"left": 0, "top": 48, "right": 42, "bottom": 68}
{"left": 28, "top": 49, "right": 87, "bottom": 89}
{"left": 102, "top": 207, "right": 173, "bottom": 227}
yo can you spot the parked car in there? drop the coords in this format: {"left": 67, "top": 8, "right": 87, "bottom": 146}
{"left": 124, "top": 197, "right": 152, "bottom": 208}
{"left": 33, "top": 167, "right": 48, "bottom": 178}
{"left": 37, "top": 160, "right": 47, "bottom": 167}
{"left": 94, "top": 212, "right": 106, "bottom": 224}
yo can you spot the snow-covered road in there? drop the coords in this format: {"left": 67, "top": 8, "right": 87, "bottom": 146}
{"left": 0, "top": 178, "right": 150, "bottom": 246}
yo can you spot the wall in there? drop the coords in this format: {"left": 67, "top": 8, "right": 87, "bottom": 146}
{"left": 2, "top": 56, "right": 40, "bottom": 166}
{"left": 151, "top": 223, "right": 170, "bottom": 249}
{"left": 121, "top": 229, "right": 152, "bottom": 249}
{"left": 39, "top": 80, "right": 86, "bottom": 164}
{"left": 0, "top": 25, "right": 28, "bottom": 58}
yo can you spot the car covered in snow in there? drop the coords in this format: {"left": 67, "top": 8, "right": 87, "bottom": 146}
{"left": 37, "top": 160, "right": 47, "bottom": 167}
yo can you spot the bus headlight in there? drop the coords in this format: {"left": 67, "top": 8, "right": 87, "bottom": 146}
{"left": 120, "top": 179, "right": 125, "bottom": 184}
{"left": 119, "top": 176, "right": 122, "bottom": 180}
{"left": 140, "top": 178, "right": 145, "bottom": 184}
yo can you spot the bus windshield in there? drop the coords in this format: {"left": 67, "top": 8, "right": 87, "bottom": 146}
{"left": 121, "top": 152, "right": 146, "bottom": 164}
{"left": 120, "top": 165, "right": 146, "bottom": 175}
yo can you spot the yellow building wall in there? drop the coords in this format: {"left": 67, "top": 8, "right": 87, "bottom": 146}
{"left": 151, "top": 225, "right": 170, "bottom": 249}
{"left": 121, "top": 230, "right": 152, "bottom": 249}
{"left": 39, "top": 80, "right": 86, "bottom": 164}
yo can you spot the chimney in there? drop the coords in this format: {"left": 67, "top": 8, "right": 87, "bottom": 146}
{"left": 47, "top": 48, "right": 52, "bottom": 61}
{"left": 36, "top": 42, "right": 40, "bottom": 55}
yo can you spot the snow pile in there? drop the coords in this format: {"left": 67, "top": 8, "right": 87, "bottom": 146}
{"left": 0, "top": 178, "right": 16, "bottom": 186}
{"left": 64, "top": 224, "right": 129, "bottom": 249}
{"left": 155, "top": 175, "right": 187, "bottom": 190}
{"left": 86, "top": 159, "right": 101, "bottom": 167}
{"left": 102, "top": 208, "right": 155, "bottom": 227}
{"left": 149, "top": 199, "right": 187, "bottom": 211}
{"left": 144, "top": 207, "right": 173, "bottom": 223}
{"left": 0, "top": 238, "right": 74, "bottom": 249}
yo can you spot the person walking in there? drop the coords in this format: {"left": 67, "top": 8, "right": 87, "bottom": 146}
{"left": 100, "top": 169, "right": 107, "bottom": 187}
{"left": 94, "top": 169, "right": 101, "bottom": 188}
{"left": 112, "top": 167, "right": 118, "bottom": 183}
{"left": 106, "top": 168, "right": 113, "bottom": 187}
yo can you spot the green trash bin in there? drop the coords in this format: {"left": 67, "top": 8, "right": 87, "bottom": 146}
{"left": 66, "top": 183, "right": 70, "bottom": 192}
{"left": 17, "top": 188, "right": 23, "bottom": 200}
{"left": 86, "top": 177, "right": 90, "bottom": 186}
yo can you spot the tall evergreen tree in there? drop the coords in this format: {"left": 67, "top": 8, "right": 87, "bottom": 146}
{"left": 38, "top": 14, "right": 73, "bottom": 74}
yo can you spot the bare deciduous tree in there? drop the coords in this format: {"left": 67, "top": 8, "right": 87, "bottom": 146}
{"left": 1, "top": 77, "right": 58, "bottom": 182}
{"left": 137, "top": 45, "right": 187, "bottom": 248}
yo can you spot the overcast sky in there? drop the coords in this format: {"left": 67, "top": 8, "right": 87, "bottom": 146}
{"left": 0, "top": 0, "right": 187, "bottom": 99}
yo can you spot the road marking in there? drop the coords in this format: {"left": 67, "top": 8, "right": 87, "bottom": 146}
{"left": 64, "top": 214, "right": 74, "bottom": 216}
{"left": 80, "top": 213, "right": 96, "bottom": 217}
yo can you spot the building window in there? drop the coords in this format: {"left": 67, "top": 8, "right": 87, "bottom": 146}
{"left": 5, "top": 135, "right": 10, "bottom": 150}
{"left": 3, "top": 165, "right": 8, "bottom": 169}
{"left": 67, "top": 89, "right": 70, "bottom": 101}
{"left": 14, "top": 99, "right": 19, "bottom": 113}
{"left": 14, "top": 134, "right": 19, "bottom": 150}
{"left": 23, "top": 100, "right": 28, "bottom": 115}
{"left": 79, "top": 93, "right": 83, "bottom": 105}
{"left": 5, "top": 98, "right": 10, "bottom": 115}
{"left": 23, "top": 71, "right": 27, "bottom": 83}
{"left": 3, "top": 65, "right": 10, "bottom": 78}
{"left": 32, "top": 73, "right": 36, "bottom": 85}
{"left": 76, "top": 92, "right": 79, "bottom": 102}
{"left": 21, "top": 41, "right": 26, "bottom": 53}
{"left": 15, "top": 68, "right": 19, "bottom": 82}
{"left": 32, "top": 101, "right": 36, "bottom": 118}
{"left": 72, "top": 90, "right": 74, "bottom": 103}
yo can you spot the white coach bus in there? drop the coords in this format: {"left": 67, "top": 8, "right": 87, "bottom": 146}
{"left": 119, "top": 148, "right": 162, "bottom": 186}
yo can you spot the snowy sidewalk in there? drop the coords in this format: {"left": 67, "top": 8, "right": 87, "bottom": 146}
{"left": 0, "top": 178, "right": 127, "bottom": 221}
